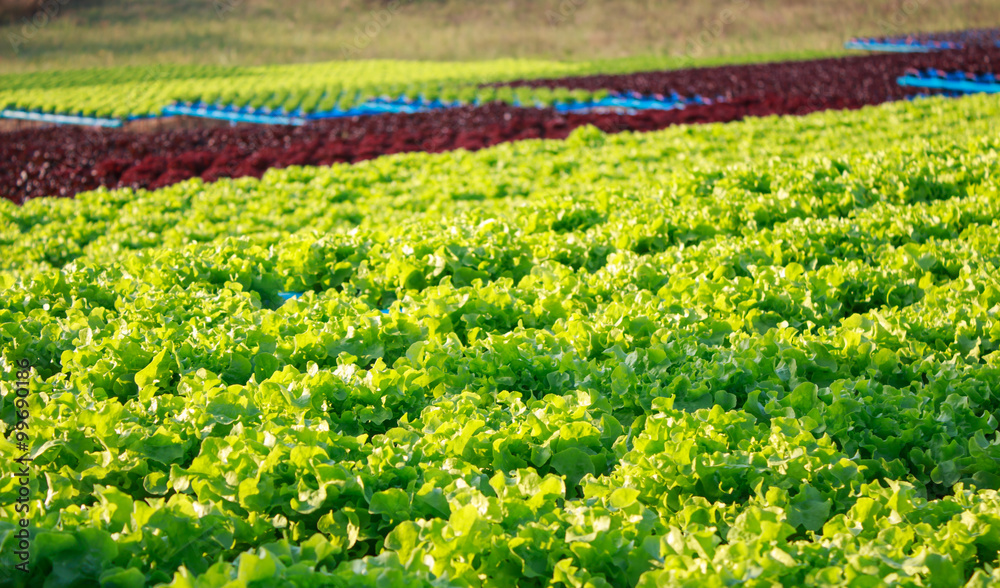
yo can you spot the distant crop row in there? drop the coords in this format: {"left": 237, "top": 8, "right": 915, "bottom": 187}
{"left": 0, "top": 43, "right": 993, "bottom": 122}
{"left": 854, "top": 26, "right": 1000, "bottom": 47}
{"left": 5, "top": 45, "right": 999, "bottom": 202}
{"left": 3, "top": 93, "right": 1000, "bottom": 586}
{"left": 0, "top": 57, "right": 687, "bottom": 120}
{"left": 0, "top": 59, "right": 577, "bottom": 118}
{"left": 0, "top": 95, "right": 841, "bottom": 202}
{"left": 502, "top": 45, "right": 1000, "bottom": 104}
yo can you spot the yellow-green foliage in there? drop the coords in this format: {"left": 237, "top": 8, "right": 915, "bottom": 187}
{"left": 3, "top": 94, "right": 1000, "bottom": 586}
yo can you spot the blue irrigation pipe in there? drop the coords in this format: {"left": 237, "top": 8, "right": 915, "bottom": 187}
{"left": 844, "top": 40, "right": 938, "bottom": 53}
{"left": 166, "top": 94, "right": 705, "bottom": 124}
{"left": 897, "top": 76, "right": 1000, "bottom": 94}
{"left": 305, "top": 101, "right": 453, "bottom": 120}
{"left": 844, "top": 38, "right": 1000, "bottom": 52}
{"left": 557, "top": 98, "right": 672, "bottom": 113}
{"left": 552, "top": 94, "right": 714, "bottom": 113}
{"left": 161, "top": 104, "right": 308, "bottom": 125}
{"left": 3, "top": 92, "right": 724, "bottom": 129}
{"left": 0, "top": 109, "right": 124, "bottom": 127}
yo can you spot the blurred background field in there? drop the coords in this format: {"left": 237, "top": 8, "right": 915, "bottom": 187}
{"left": 0, "top": 0, "right": 995, "bottom": 73}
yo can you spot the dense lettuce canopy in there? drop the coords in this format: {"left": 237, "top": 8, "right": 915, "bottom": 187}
{"left": 3, "top": 93, "right": 1000, "bottom": 587}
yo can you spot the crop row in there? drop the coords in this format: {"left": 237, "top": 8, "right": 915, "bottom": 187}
{"left": 1, "top": 40, "right": 995, "bottom": 130}
{"left": 0, "top": 41, "right": 991, "bottom": 124}
{"left": 7, "top": 45, "right": 999, "bottom": 202}
{"left": 3, "top": 93, "right": 1000, "bottom": 586}
{"left": 851, "top": 27, "right": 1000, "bottom": 48}
{"left": 6, "top": 92, "right": 997, "bottom": 278}
{"left": 2, "top": 95, "right": 837, "bottom": 202}
{"left": 0, "top": 51, "right": 844, "bottom": 121}
{"left": 0, "top": 59, "right": 596, "bottom": 119}
{"left": 500, "top": 45, "right": 1000, "bottom": 104}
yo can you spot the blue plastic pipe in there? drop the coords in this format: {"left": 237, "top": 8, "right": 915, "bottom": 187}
{"left": 161, "top": 104, "right": 307, "bottom": 126}
{"left": 0, "top": 109, "right": 124, "bottom": 127}
{"left": 897, "top": 76, "right": 1000, "bottom": 94}
{"left": 844, "top": 41, "right": 937, "bottom": 53}
{"left": 3, "top": 92, "right": 725, "bottom": 129}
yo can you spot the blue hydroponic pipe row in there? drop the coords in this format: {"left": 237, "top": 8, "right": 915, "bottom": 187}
{"left": 0, "top": 109, "right": 128, "bottom": 128}
{"left": 898, "top": 74, "right": 1000, "bottom": 94}
{"left": 903, "top": 68, "right": 997, "bottom": 83}
{"left": 845, "top": 38, "right": 959, "bottom": 53}
{"left": 0, "top": 91, "right": 717, "bottom": 128}
{"left": 161, "top": 92, "right": 715, "bottom": 125}
{"left": 846, "top": 37, "right": 1000, "bottom": 53}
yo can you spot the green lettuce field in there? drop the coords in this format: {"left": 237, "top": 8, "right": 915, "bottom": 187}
{"left": 3, "top": 92, "right": 1000, "bottom": 586}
